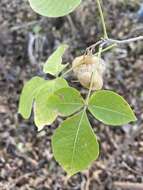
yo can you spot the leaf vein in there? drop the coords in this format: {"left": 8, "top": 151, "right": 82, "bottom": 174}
{"left": 90, "top": 105, "right": 132, "bottom": 119}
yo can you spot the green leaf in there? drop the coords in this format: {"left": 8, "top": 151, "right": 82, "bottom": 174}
{"left": 18, "top": 77, "right": 46, "bottom": 119}
{"left": 34, "top": 78, "right": 69, "bottom": 129}
{"left": 47, "top": 87, "right": 84, "bottom": 117}
{"left": 43, "top": 44, "right": 68, "bottom": 76}
{"left": 28, "top": 0, "right": 81, "bottom": 17}
{"left": 88, "top": 90, "right": 137, "bottom": 126}
{"left": 18, "top": 77, "right": 69, "bottom": 130}
{"left": 52, "top": 110, "right": 99, "bottom": 176}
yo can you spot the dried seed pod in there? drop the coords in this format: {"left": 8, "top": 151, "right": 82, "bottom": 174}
{"left": 72, "top": 55, "right": 105, "bottom": 90}
{"left": 78, "top": 71, "right": 103, "bottom": 90}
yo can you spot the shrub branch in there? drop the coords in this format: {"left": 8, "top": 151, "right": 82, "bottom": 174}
{"left": 96, "top": 0, "right": 108, "bottom": 39}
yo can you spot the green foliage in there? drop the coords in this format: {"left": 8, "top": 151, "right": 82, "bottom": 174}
{"left": 47, "top": 87, "right": 84, "bottom": 116}
{"left": 88, "top": 90, "right": 137, "bottom": 126}
{"left": 18, "top": 76, "right": 46, "bottom": 119}
{"left": 17, "top": 0, "right": 141, "bottom": 178}
{"left": 19, "top": 76, "right": 69, "bottom": 130}
{"left": 28, "top": 0, "right": 81, "bottom": 17}
{"left": 19, "top": 26, "right": 137, "bottom": 176}
{"left": 34, "top": 78, "right": 68, "bottom": 130}
{"left": 52, "top": 110, "right": 99, "bottom": 176}
{"left": 43, "top": 44, "right": 68, "bottom": 76}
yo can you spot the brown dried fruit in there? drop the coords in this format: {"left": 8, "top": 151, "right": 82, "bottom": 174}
{"left": 72, "top": 55, "right": 105, "bottom": 90}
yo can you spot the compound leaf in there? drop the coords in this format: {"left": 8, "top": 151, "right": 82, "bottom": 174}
{"left": 88, "top": 90, "right": 137, "bottom": 126}
{"left": 34, "top": 78, "right": 69, "bottom": 129}
{"left": 28, "top": 0, "right": 81, "bottom": 17}
{"left": 52, "top": 111, "right": 99, "bottom": 176}
{"left": 18, "top": 77, "right": 46, "bottom": 119}
{"left": 47, "top": 87, "right": 84, "bottom": 117}
{"left": 43, "top": 44, "right": 68, "bottom": 76}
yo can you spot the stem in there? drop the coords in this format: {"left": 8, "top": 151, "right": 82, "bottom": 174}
{"left": 85, "top": 45, "right": 103, "bottom": 106}
{"left": 96, "top": 0, "right": 108, "bottom": 39}
{"left": 86, "top": 40, "right": 103, "bottom": 53}
{"left": 61, "top": 67, "right": 73, "bottom": 77}
{"left": 106, "top": 36, "right": 143, "bottom": 44}
{"left": 85, "top": 72, "right": 94, "bottom": 106}
{"left": 94, "top": 43, "right": 117, "bottom": 55}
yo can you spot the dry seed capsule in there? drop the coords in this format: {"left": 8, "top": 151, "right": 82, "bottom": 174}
{"left": 72, "top": 55, "right": 105, "bottom": 90}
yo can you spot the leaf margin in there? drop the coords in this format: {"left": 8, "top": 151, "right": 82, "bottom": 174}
{"left": 88, "top": 90, "right": 137, "bottom": 126}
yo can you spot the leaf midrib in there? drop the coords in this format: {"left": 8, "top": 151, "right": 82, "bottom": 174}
{"left": 51, "top": 103, "right": 83, "bottom": 105}
{"left": 89, "top": 105, "right": 133, "bottom": 119}
{"left": 70, "top": 110, "right": 86, "bottom": 171}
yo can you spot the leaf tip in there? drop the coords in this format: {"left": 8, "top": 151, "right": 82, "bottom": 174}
{"left": 18, "top": 108, "right": 29, "bottom": 120}
{"left": 131, "top": 113, "right": 137, "bottom": 122}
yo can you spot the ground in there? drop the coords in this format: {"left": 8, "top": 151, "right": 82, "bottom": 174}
{"left": 0, "top": 0, "right": 143, "bottom": 189}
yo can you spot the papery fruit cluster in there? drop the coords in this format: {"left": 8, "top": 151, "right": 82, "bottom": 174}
{"left": 72, "top": 55, "right": 106, "bottom": 90}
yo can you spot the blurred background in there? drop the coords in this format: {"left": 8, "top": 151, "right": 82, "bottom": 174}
{"left": 0, "top": 0, "right": 143, "bottom": 189}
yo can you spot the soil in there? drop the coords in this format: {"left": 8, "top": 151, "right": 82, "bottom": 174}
{"left": 0, "top": 0, "right": 143, "bottom": 189}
